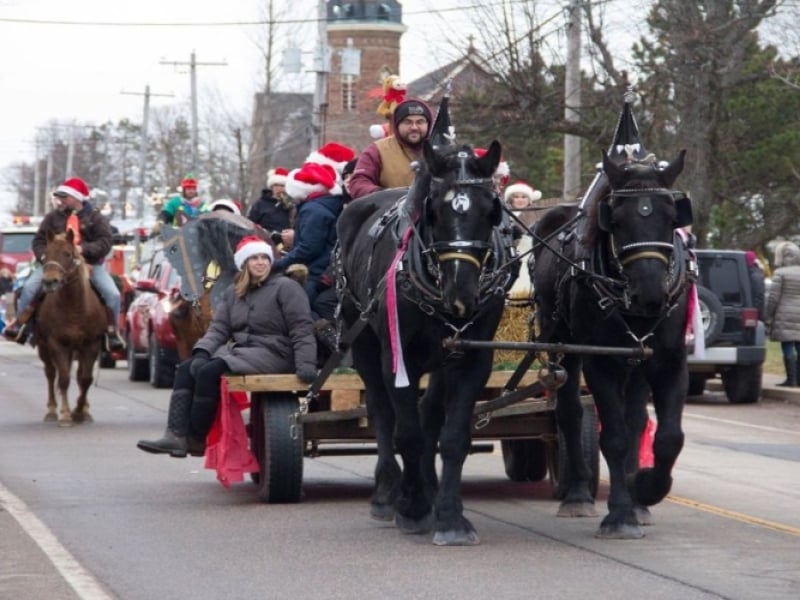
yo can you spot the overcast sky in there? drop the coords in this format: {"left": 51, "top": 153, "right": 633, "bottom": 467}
{"left": 0, "top": 0, "right": 512, "bottom": 216}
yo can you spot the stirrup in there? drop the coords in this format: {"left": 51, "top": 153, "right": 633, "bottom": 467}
{"left": 105, "top": 331, "right": 126, "bottom": 353}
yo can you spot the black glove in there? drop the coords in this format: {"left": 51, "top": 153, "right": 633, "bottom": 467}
{"left": 190, "top": 350, "right": 212, "bottom": 379}
{"left": 296, "top": 365, "right": 317, "bottom": 384}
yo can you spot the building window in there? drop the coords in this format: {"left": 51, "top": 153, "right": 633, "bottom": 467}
{"left": 342, "top": 75, "right": 357, "bottom": 112}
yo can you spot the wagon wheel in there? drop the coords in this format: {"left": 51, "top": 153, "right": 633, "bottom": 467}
{"left": 548, "top": 404, "right": 600, "bottom": 500}
{"left": 501, "top": 439, "right": 548, "bottom": 482}
{"left": 251, "top": 392, "right": 304, "bottom": 503}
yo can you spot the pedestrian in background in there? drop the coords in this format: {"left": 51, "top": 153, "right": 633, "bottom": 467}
{"left": 745, "top": 250, "right": 765, "bottom": 320}
{"left": 764, "top": 242, "right": 800, "bottom": 387}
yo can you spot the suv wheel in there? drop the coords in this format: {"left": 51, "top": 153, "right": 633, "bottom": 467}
{"left": 721, "top": 364, "right": 762, "bottom": 404}
{"left": 696, "top": 285, "right": 724, "bottom": 345}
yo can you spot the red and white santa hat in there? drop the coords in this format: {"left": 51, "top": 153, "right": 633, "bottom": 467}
{"left": 305, "top": 142, "right": 356, "bottom": 174}
{"left": 503, "top": 180, "right": 542, "bottom": 204}
{"left": 208, "top": 199, "right": 241, "bottom": 215}
{"left": 473, "top": 148, "right": 511, "bottom": 188}
{"left": 267, "top": 167, "right": 289, "bottom": 187}
{"left": 286, "top": 162, "right": 342, "bottom": 201}
{"left": 234, "top": 235, "right": 274, "bottom": 270}
{"left": 55, "top": 177, "right": 90, "bottom": 202}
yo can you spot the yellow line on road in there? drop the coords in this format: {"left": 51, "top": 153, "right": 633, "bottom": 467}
{"left": 666, "top": 493, "right": 800, "bottom": 537}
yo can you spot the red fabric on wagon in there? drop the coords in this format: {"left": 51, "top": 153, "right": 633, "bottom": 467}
{"left": 204, "top": 377, "right": 259, "bottom": 488}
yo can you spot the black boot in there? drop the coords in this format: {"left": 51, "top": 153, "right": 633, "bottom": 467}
{"left": 137, "top": 389, "right": 193, "bottom": 457}
{"left": 777, "top": 356, "right": 798, "bottom": 387}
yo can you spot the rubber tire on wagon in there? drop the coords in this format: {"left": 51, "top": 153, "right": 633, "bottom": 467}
{"left": 548, "top": 404, "right": 600, "bottom": 500}
{"left": 250, "top": 393, "right": 304, "bottom": 503}
{"left": 501, "top": 439, "right": 548, "bottom": 482}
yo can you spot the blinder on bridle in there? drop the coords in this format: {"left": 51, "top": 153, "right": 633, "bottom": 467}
{"left": 597, "top": 189, "right": 693, "bottom": 266}
{"left": 427, "top": 150, "right": 498, "bottom": 270}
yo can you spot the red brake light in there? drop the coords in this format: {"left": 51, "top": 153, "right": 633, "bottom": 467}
{"left": 741, "top": 308, "right": 758, "bottom": 328}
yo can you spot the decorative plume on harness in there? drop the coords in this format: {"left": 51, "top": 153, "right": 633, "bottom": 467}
{"left": 429, "top": 79, "right": 456, "bottom": 147}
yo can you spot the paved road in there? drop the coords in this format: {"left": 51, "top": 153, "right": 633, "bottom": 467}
{"left": 1, "top": 342, "right": 799, "bottom": 600}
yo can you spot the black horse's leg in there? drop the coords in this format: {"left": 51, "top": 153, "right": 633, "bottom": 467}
{"left": 624, "top": 368, "right": 653, "bottom": 525}
{"left": 555, "top": 352, "right": 598, "bottom": 518}
{"left": 585, "top": 356, "right": 642, "bottom": 539}
{"left": 633, "top": 357, "right": 686, "bottom": 507}
{"left": 351, "top": 330, "right": 401, "bottom": 521}
{"left": 419, "top": 371, "right": 445, "bottom": 504}
{"left": 391, "top": 379, "right": 434, "bottom": 534}
{"left": 430, "top": 353, "right": 492, "bottom": 546}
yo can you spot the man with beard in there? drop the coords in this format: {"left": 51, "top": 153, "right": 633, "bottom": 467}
{"left": 348, "top": 98, "right": 433, "bottom": 200}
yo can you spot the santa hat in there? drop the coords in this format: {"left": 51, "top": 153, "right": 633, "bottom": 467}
{"left": 234, "top": 235, "right": 274, "bottom": 270}
{"left": 54, "top": 177, "right": 90, "bottom": 202}
{"left": 208, "top": 199, "right": 241, "bottom": 215}
{"left": 267, "top": 167, "right": 289, "bottom": 187}
{"left": 474, "top": 148, "right": 511, "bottom": 187}
{"left": 504, "top": 180, "right": 542, "bottom": 204}
{"left": 180, "top": 176, "right": 198, "bottom": 189}
{"left": 305, "top": 142, "right": 356, "bottom": 174}
{"left": 286, "top": 162, "right": 342, "bottom": 201}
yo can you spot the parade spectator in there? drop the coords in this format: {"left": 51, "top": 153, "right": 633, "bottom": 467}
{"left": 155, "top": 175, "right": 206, "bottom": 230}
{"left": 274, "top": 162, "right": 345, "bottom": 304}
{"left": 2, "top": 177, "right": 124, "bottom": 351}
{"left": 348, "top": 98, "right": 433, "bottom": 199}
{"left": 248, "top": 166, "right": 294, "bottom": 241}
{"left": 0, "top": 268, "right": 13, "bottom": 295}
{"left": 764, "top": 242, "right": 800, "bottom": 387}
{"left": 137, "top": 235, "right": 317, "bottom": 457}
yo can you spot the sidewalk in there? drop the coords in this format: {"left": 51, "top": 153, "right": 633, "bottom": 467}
{"left": 706, "top": 372, "right": 800, "bottom": 406}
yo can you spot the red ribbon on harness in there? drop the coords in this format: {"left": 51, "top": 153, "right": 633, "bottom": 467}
{"left": 66, "top": 213, "right": 81, "bottom": 246}
{"left": 204, "top": 377, "right": 259, "bottom": 488}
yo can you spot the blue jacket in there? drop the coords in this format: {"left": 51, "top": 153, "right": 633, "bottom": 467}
{"left": 273, "top": 193, "right": 343, "bottom": 283}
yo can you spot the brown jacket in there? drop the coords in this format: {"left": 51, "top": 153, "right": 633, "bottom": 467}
{"left": 32, "top": 204, "right": 113, "bottom": 266}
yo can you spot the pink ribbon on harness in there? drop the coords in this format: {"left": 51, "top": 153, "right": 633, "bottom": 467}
{"left": 678, "top": 229, "right": 705, "bottom": 359}
{"left": 387, "top": 226, "right": 414, "bottom": 387}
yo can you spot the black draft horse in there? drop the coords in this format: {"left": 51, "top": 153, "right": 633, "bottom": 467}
{"left": 337, "top": 140, "right": 515, "bottom": 545}
{"left": 532, "top": 149, "right": 694, "bottom": 538}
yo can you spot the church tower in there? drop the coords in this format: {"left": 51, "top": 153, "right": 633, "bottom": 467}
{"left": 325, "top": 1, "right": 406, "bottom": 151}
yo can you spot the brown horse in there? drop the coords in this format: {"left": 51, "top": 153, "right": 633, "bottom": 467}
{"left": 37, "top": 229, "right": 107, "bottom": 424}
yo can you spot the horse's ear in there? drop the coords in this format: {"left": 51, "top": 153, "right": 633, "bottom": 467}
{"left": 476, "top": 140, "right": 502, "bottom": 177}
{"left": 602, "top": 150, "right": 626, "bottom": 188}
{"left": 422, "top": 140, "right": 444, "bottom": 175}
{"left": 659, "top": 149, "right": 686, "bottom": 188}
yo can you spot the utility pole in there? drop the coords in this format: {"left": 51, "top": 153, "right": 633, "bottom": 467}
{"left": 65, "top": 128, "right": 75, "bottom": 176}
{"left": 160, "top": 52, "right": 227, "bottom": 175}
{"left": 122, "top": 85, "right": 174, "bottom": 219}
{"left": 33, "top": 142, "right": 41, "bottom": 217}
{"left": 311, "top": 0, "right": 330, "bottom": 150}
{"left": 563, "top": 0, "right": 582, "bottom": 201}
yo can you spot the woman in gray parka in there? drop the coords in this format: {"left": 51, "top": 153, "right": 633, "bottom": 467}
{"left": 138, "top": 235, "right": 318, "bottom": 457}
{"left": 765, "top": 241, "right": 800, "bottom": 387}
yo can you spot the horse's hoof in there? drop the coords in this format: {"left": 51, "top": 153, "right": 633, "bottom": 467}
{"left": 370, "top": 503, "right": 396, "bottom": 522}
{"left": 595, "top": 523, "right": 644, "bottom": 539}
{"left": 58, "top": 420, "right": 75, "bottom": 428}
{"left": 635, "top": 505, "right": 653, "bottom": 526}
{"left": 71, "top": 412, "right": 93, "bottom": 424}
{"left": 557, "top": 502, "right": 598, "bottom": 518}
{"left": 395, "top": 511, "right": 433, "bottom": 534}
{"left": 432, "top": 528, "right": 480, "bottom": 546}
{"left": 43, "top": 413, "right": 57, "bottom": 422}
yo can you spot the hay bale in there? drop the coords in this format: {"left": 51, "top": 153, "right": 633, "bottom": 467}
{"left": 493, "top": 300, "right": 534, "bottom": 365}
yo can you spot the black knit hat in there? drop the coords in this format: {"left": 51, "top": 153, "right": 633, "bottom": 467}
{"left": 393, "top": 99, "right": 432, "bottom": 128}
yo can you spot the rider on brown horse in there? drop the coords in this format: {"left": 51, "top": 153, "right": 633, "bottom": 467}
{"left": 2, "top": 177, "right": 125, "bottom": 352}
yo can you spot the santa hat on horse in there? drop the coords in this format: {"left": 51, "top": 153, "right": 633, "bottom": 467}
{"left": 234, "top": 235, "right": 274, "bottom": 270}
{"left": 286, "top": 162, "right": 341, "bottom": 201}
{"left": 54, "top": 177, "right": 90, "bottom": 202}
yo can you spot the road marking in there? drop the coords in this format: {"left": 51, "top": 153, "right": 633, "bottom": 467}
{"left": 666, "top": 493, "right": 800, "bottom": 537}
{"left": 682, "top": 410, "right": 800, "bottom": 436}
{"left": 0, "top": 480, "right": 113, "bottom": 600}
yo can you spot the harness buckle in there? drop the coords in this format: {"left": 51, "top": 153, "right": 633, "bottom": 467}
{"left": 597, "top": 295, "right": 615, "bottom": 311}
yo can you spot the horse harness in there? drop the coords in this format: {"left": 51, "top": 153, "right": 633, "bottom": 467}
{"left": 336, "top": 163, "right": 516, "bottom": 345}
{"left": 538, "top": 188, "right": 697, "bottom": 349}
